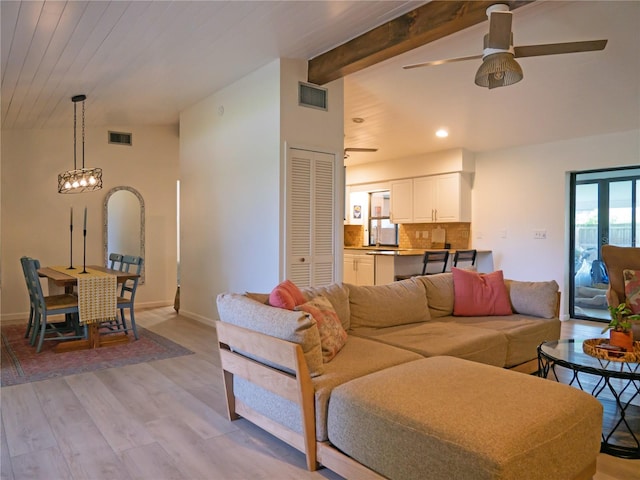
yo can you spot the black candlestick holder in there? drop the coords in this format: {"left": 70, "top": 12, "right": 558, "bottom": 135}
{"left": 81, "top": 228, "right": 88, "bottom": 274}
{"left": 67, "top": 224, "right": 76, "bottom": 270}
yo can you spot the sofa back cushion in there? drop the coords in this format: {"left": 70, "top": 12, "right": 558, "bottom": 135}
{"left": 300, "top": 283, "right": 351, "bottom": 330}
{"left": 504, "top": 279, "right": 560, "bottom": 318}
{"left": 216, "top": 293, "right": 324, "bottom": 376}
{"left": 347, "top": 278, "right": 430, "bottom": 330}
{"left": 416, "top": 273, "right": 455, "bottom": 318}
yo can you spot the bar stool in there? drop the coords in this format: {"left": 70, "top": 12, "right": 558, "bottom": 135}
{"left": 453, "top": 249, "right": 477, "bottom": 268}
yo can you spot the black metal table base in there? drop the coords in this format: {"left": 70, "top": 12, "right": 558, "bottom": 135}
{"left": 538, "top": 345, "right": 640, "bottom": 459}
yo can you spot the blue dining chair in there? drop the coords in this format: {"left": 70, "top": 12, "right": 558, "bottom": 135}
{"left": 23, "top": 258, "right": 84, "bottom": 352}
{"left": 108, "top": 252, "right": 124, "bottom": 270}
{"left": 20, "top": 256, "right": 40, "bottom": 344}
{"left": 114, "top": 255, "right": 143, "bottom": 340}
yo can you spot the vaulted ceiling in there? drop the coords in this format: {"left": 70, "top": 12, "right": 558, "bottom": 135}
{"left": 2, "top": 1, "right": 638, "bottom": 165}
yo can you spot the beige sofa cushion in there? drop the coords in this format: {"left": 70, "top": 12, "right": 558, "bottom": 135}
{"left": 415, "top": 273, "right": 454, "bottom": 318}
{"left": 505, "top": 279, "right": 559, "bottom": 319}
{"left": 328, "top": 357, "right": 602, "bottom": 480}
{"left": 441, "top": 314, "right": 561, "bottom": 367}
{"left": 300, "top": 283, "right": 350, "bottom": 330}
{"left": 216, "top": 293, "right": 324, "bottom": 376}
{"left": 233, "top": 336, "right": 422, "bottom": 441}
{"left": 347, "top": 278, "right": 430, "bottom": 330}
{"left": 352, "top": 321, "right": 508, "bottom": 367}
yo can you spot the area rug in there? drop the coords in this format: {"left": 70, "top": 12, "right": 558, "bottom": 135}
{"left": 1, "top": 324, "right": 194, "bottom": 387}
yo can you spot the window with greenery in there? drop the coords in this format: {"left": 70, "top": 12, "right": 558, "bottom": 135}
{"left": 369, "top": 191, "right": 398, "bottom": 246}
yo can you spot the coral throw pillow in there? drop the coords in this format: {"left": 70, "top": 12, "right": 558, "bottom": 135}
{"left": 269, "top": 279, "right": 306, "bottom": 310}
{"left": 623, "top": 269, "right": 640, "bottom": 314}
{"left": 296, "top": 295, "right": 348, "bottom": 362}
{"left": 452, "top": 268, "right": 513, "bottom": 316}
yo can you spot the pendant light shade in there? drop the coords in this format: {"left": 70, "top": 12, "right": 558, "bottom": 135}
{"left": 474, "top": 53, "right": 523, "bottom": 89}
{"left": 58, "top": 95, "right": 103, "bottom": 194}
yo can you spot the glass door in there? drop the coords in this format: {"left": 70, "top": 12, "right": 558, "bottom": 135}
{"left": 570, "top": 167, "right": 639, "bottom": 321}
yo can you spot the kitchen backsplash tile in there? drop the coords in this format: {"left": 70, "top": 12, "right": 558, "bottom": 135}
{"left": 344, "top": 225, "right": 364, "bottom": 247}
{"left": 344, "top": 223, "right": 471, "bottom": 249}
{"left": 400, "top": 223, "right": 471, "bottom": 249}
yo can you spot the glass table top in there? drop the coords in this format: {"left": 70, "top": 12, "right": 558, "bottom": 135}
{"left": 540, "top": 339, "right": 639, "bottom": 376}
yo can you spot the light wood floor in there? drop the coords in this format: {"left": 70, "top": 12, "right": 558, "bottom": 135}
{"left": 1, "top": 308, "right": 638, "bottom": 480}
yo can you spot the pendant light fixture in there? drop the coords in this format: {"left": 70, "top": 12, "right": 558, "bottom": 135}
{"left": 57, "top": 94, "right": 103, "bottom": 193}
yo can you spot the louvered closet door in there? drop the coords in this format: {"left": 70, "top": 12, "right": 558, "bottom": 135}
{"left": 287, "top": 148, "right": 336, "bottom": 287}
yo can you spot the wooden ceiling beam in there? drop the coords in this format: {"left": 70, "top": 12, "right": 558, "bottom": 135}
{"left": 308, "top": 1, "right": 534, "bottom": 85}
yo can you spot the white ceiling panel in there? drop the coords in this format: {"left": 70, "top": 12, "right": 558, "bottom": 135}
{"left": 1, "top": 1, "right": 638, "bottom": 165}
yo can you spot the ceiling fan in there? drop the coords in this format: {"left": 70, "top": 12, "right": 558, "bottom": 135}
{"left": 344, "top": 147, "right": 378, "bottom": 160}
{"left": 403, "top": 4, "right": 608, "bottom": 89}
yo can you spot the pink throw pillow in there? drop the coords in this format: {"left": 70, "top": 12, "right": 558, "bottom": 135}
{"left": 268, "top": 279, "right": 306, "bottom": 310}
{"left": 296, "top": 296, "right": 347, "bottom": 362}
{"left": 452, "top": 268, "right": 513, "bottom": 316}
{"left": 624, "top": 269, "right": 640, "bottom": 314}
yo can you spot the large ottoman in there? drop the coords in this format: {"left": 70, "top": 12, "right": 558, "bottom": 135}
{"left": 327, "top": 356, "right": 602, "bottom": 480}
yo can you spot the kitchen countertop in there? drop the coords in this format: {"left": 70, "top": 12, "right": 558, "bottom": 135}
{"left": 344, "top": 246, "right": 491, "bottom": 256}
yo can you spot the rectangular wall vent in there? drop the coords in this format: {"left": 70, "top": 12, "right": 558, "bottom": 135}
{"left": 108, "top": 131, "right": 132, "bottom": 146}
{"left": 298, "top": 82, "right": 328, "bottom": 111}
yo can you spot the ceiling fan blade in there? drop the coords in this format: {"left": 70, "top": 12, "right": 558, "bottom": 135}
{"left": 344, "top": 148, "right": 378, "bottom": 153}
{"left": 514, "top": 39, "right": 607, "bottom": 58}
{"left": 403, "top": 54, "right": 482, "bottom": 70}
{"left": 488, "top": 11, "right": 512, "bottom": 50}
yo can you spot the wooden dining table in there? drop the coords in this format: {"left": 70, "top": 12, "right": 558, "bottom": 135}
{"left": 38, "top": 265, "right": 140, "bottom": 353}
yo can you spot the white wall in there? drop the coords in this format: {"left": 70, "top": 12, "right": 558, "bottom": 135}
{"left": 472, "top": 129, "right": 639, "bottom": 318}
{"left": 179, "top": 58, "right": 344, "bottom": 325}
{"left": 1, "top": 125, "right": 179, "bottom": 320}
{"left": 180, "top": 60, "right": 282, "bottom": 324}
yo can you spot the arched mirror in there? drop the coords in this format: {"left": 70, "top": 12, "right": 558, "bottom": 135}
{"left": 103, "top": 186, "right": 145, "bottom": 284}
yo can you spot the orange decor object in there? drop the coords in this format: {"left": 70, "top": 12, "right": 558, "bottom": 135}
{"left": 609, "top": 330, "right": 634, "bottom": 352}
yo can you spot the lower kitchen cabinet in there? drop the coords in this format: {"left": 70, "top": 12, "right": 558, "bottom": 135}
{"left": 343, "top": 251, "right": 375, "bottom": 285}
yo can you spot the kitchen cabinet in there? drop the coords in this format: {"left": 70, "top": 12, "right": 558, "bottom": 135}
{"left": 389, "top": 179, "right": 413, "bottom": 223}
{"left": 343, "top": 250, "right": 375, "bottom": 285}
{"left": 392, "top": 173, "right": 471, "bottom": 224}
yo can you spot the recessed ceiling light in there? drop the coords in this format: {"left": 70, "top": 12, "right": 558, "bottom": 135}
{"left": 352, "top": 117, "right": 365, "bottom": 123}
{"left": 435, "top": 129, "right": 449, "bottom": 138}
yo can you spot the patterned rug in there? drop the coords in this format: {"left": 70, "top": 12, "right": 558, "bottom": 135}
{"left": 1, "top": 323, "right": 194, "bottom": 387}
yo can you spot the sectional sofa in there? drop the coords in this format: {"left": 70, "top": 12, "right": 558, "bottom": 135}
{"left": 215, "top": 270, "right": 602, "bottom": 479}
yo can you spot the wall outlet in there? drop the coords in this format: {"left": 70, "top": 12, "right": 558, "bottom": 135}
{"left": 422, "top": 231, "right": 429, "bottom": 239}
{"left": 499, "top": 229, "right": 507, "bottom": 239}
{"left": 415, "top": 231, "right": 420, "bottom": 239}
{"left": 533, "top": 230, "right": 547, "bottom": 240}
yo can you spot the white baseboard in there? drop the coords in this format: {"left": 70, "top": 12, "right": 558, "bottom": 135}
{"left": 178, "top": 309, "right": 215, "bottom": 327}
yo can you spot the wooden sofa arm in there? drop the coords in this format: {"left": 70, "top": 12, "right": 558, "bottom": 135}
{"left": 215, "top": 321, "right": 318, "bottom": 470}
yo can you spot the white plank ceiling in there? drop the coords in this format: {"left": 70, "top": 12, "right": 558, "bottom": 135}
{"left": 2, "top": 1, "right": 639, "bottom": 165}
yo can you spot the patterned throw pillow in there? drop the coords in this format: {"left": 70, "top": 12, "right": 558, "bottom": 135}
{"left": 268, "top": 279, "right": 306, "bottom": 310}
{"left": 452, "top": 268, "right": 513, "bottom": 316}
{"left": 623, "top": 269, "right": 640, "bottom": 314}
{"left": 296, "top": 295, "right": 348, "bottom": 362}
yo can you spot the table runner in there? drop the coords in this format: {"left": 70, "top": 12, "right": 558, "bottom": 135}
{"left": 49, "top": 266, "right": 117, "bottom": 325}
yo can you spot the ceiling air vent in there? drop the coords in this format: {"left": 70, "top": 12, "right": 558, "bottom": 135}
{"left": 298, "top": 82, "right": 328, "bottom": 111}
{"left": 108, "top": 131, "right": 132, "bottom": 146}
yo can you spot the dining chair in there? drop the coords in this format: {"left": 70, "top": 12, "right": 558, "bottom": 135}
{"left": 20, "top": 256, "right": 40, "bottom": 344}
{"left": 395, "top": 250, "right": 450, "bottom": 281}
{"left": 114, "top": 255, "right": 143, "bottom": 340}
{"left": 453, "top": 249, "right": 477, "bottom": 269}
{"left": 108, "top": 252, "right": 124, "bottom": 270}
{"left": 24, "top": 258, "right": 84, "bottom": 353}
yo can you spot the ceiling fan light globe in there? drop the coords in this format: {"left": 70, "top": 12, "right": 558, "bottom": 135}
{"left": 475, "top": 52, "right": 523, "bottom": 89}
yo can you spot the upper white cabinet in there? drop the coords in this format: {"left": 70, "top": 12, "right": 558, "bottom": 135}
{"left": 391, "top": 173, "right": 471, "bottom": 224}
{"left": 389, "top": 179, "right": 413, "bottom": 223}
